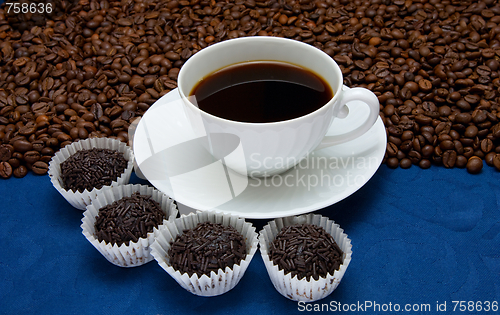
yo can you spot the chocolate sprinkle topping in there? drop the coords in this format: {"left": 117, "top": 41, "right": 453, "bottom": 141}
{"left": 94, "top": 192, "right": 165, "bottom": 246}
{"left": 269, "top": 224, "right": 343, "bottom": 281}
{"left": 60, "top": 148, "right": 128, "bottom": 192}
{"left": 168, "top": 222, "right": 247, "bottom": 277}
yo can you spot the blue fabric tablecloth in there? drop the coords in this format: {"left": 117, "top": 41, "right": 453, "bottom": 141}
{"left": 1, "top": 165, "right": 499, "bottom": 314}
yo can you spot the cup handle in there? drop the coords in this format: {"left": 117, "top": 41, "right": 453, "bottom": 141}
{"left": 315, "top": 87, "right": 380, "bottom": 151}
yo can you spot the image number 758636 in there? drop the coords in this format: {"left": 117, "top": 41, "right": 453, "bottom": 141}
{"left": 4, "top": 1, "right": 53, "bottom": 14}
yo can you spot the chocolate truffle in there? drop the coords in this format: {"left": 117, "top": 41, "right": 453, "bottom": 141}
{"left": 60, "top": 148, "right": 128, "bottom": 192}
{"left": 269, "top": 223, "right": 343, "bottom": 281}
{"left": 168, "top": 222, "right": 247, "bottom": 277}
{"left": 94, "top": 192, "right": 165, "bottom": 246}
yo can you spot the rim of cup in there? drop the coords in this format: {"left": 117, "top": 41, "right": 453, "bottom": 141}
{"left": 177, "top": 36, "right": 344, "bottom": 126}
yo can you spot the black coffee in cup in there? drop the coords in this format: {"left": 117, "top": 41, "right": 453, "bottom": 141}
{"left": 190, "top": 61, "right": 333, "bottom": 123}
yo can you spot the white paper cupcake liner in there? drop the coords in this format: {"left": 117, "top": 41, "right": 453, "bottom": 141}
{"left": 81, "top": 184, "right": 178, "bottom": 267}
{"left": 48, "top": 137, "right": 135, "bottom": 210}
{"left": 150, "top": 211, "right": 259, "bottom": 297}
{"left": 259, "top": 214, "right": 352, "bottom": 302}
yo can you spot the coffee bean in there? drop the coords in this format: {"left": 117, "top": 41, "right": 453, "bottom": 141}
{"left": 408, "top": 150, "right": 421, "bottom": 164}
{"left": 466, "top": 156, "right": 483, "bottom": 174}
{"left": 400, "top": 140, "right": 412, "bottom": 152}
{"left": 18, "top": 122, "right": 36, "bottom": 136}
{"left": 485, "top": 152, "right": 496, "bottom": 167}
{"left": 419, "top": 159, "right": 431, "bottom": 169}
{"left": 442, "top": 150, "right": 457, "bottom": 168}
{"left": 481, "top": 139, "right": 493, "bottom": 153}
{"left": 13, "top": 140, "right": 33, "bottom": 153}
{"left": 400, "top": 158, "right": 412, "bottom": 169}
{"left": 2, "top": 0, "right": 500, "bottom": 177}
{"left": 415, "top": 115, "right": 432, "bottom": 125}
{"left": 455, "top": 113, "right": 472, "bottom": 124}
{"left": 0, "top": 161, "right": 13, "bottom": 179}
{"left": 31, "top": 161, "right": 49, "bottom": 175}
{"left": 24, "top": 151, "right": 41, "bottom": 164}
{"left": 464, "top": 147, "right": 475, "bottom": 160}
{"left": 401, "top": 131, "right": 414, "bottom": 142}
{"left": 386, "top": 157, "right": 399, "bottom": 169}
{"left": 412, "top": 137, "right": 423, "bottom": 152}
{"left": 420, "top": 145, "right": 433, "bottom": 159}
{"left": 456, "top": 156, "right": 468, "bottom": 169}
{"left": 387, "top": 142, "right": 398, "bottom": 157}
{"left": 454, "top": 140, "right": 464, "bottom": 155}
{"left": 0, "top": 144, "right": 13, "bottom": 162}
{"left": 492, "top": 154, "right": 500, "bottom": 171}
{"left": 418, "top": 79, "right": 433, "bottom": 92}
{"left": 13, "top": 165, "right": 28, "bottom": 178}
{"left": 440, "top": 140, "right": 455, "bottom": 151}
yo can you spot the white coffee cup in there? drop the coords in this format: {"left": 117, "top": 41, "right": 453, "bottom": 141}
{"left": 178, "top": 37, "right": 379, "bottom": 178}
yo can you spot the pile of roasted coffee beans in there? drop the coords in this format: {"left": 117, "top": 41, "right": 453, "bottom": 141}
{"left": 60, "top": 148, "right": 128, "bottom": 192}
{"left": 94, "top": 192, "right": 165, "bottom": 246}
{"left": 168, "top": 221, "right": 247, "bottom": 277}
{"left": 269, "top": 223, "right": 343, "bottom": 281}
{"left": 1, "top": 0, "right": 500, "bottom": 177}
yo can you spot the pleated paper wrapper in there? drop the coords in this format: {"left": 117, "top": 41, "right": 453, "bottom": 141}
{"left": 151, "top": 211, "right": 258, "bottom": 297}
{"left": 48, "top": 137, "right": 134, "bottom": 210}
{"left": 259, "top": 214, "right": 352, "bottom": 302}
{"left": 81, "top": 184, "right": 178, "bottom": 267}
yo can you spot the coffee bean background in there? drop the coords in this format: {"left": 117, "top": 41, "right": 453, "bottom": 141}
{"left": 2, "top": 0, "right": 500, "bottom": 178}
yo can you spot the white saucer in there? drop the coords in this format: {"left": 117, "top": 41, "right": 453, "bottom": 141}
{"left": 133, "top": 87, "right": 386, "bottom": 219}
